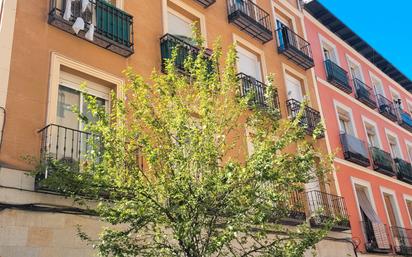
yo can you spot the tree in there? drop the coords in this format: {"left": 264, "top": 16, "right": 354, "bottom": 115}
{"left": 37, "top": 31, "right": 335, "bottom": 257}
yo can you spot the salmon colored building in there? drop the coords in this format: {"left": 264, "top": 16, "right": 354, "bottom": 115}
{"left": 304, "top": 1, "right": 412, "bottom": 256}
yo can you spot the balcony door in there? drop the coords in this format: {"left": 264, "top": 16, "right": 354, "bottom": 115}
{"left": 322, "top": 43, "right": 338, "bottom": 64}
{"left": 167, "top": 9, "right": 193, "bottom": 42}
{"left": 286, "top": 75, "right": 303, "bottom": 102}
{"left": 237, "top": 46, "right": 262, "bottom": 82}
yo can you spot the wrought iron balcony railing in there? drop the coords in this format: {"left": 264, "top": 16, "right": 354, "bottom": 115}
{"left": 353, "top": 78, "right": 377, "bottom": 109}
{"left": 286, "top": 99, "right": 323, "bottom": 138}
{"left": 361, "top": 221, "right": 392, "bottom": 253}
{"left": 392, "top": 226, "right": 412, "bottom": 256}
{"left": 377, "top": 94, "right": 398, "bottom": 122}
{"left": 278, "top": 191, "right": 307, "bottom": 226}
{"left": 160, "top": 34, "right": 212, "bottom": 74}
{"left": 340, "top": 132, "right": 370, "bottom": 167}
{"left": 48, "top": 0, "right": 134, "bottom": 57}
{"left": 306, "top": 190, "right": 350, "bottom": 231}
{"left": 37, "top": 124, "right": 100, "bottom": 185}
{"left": 237, "top": 73, "right": 279, "bottom": 111}
{"left": 275, "top": 26, "right": 314, "bottom": 70}
{"left": 324, "top": 60, "right": 351, "bottom": 94}
{"left": 397, "top": 108, "right": 412, "bottom": 132}
{"left": 227, "top": 0, "right": 273, "bottom": 43}
{"left": 193, "top": 0, "right": 216, "bottom": 8}
{"left": 395, "top": 158, "right": 412, "bottom": 184}
{"left": 370, "top": 147, "right": 395, "bottom": 176}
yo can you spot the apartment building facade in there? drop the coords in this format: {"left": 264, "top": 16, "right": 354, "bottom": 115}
{"left": 0, "top": 0, "right": 356, "bottom": 256}
{"left": 304, "top": 1, "right": 412, "bottom": 256}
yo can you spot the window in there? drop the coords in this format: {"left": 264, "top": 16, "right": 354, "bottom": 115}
{"left": 364, "top": 122, "right": 380, "bottom": 147}
{"left": 285, "top": 74, "right": 303, "bottom": 102}
{"left": 347, "top": 58, "right": 363, "bottom": 81}
{"left": 237, "top": 45, "right": 262, "bottom": 81}
{"left": 371, "top": 74, "right": 385, "bottom": 97}
{"left": 320, "top": 38, "right": 338, "bottom": 63}
{"left": 167, "top": 9, "right": 193, "bottom": 40}
{"left": 390, "top": 89, "right": 402, "bottom": 109}
{"left": 387, "top": 133, "right": 402, "bottom": 159}
{"left": 382, "top": 192, "right": 402, "bottom": 227}
{"left": 337, "top": 109, "right": 354, "bottom": 135}
{"left": 405, "top": 199, "right": 412, "bottom": 223}
{"left": 406, "top": 143, "right": 412, "bottom": 163}
{"left": 0, "top": 0, "right": 4, "bottom": 28}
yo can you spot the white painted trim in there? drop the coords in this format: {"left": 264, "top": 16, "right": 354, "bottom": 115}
{"left": 346, "top": 54, "right": 365, "bottom": 82}
{"left": 369, "top": 71, "right": 385, "bottom": 97}
{"left": 232, "top": 33, "right": 268, "bottom": 83}
{"left": 351, "top": 176, "right": 378, "bottom": 221}
{"left": 361, "top": 115, "right": 382, "bottom": 148}
{"left": 318, "top": 77, "right": 412, "bottom": 139}
{"left": 305, "top": 12, "right": 412, "bottom": 99}
{"left": 403, "top": 194, "right": 412, "bottom": 225}
{"left": 47, "top": 52, "right": 124, "bottom": 125}
{"left": 318, "top": 33, "right": 340, "bottom": 65}
{"left": 333, "top": 100, "right": 358, "bottom": 137}
{"left": 385, "top": 128, "right": 404, "bottom": 159}
{"left": 405, "top": 140, "right": 412, "bottom": 163}
{"left": 274, "top": 0, "right": 303, "bottom": 18}
{"left": 281, "top": 62, "right": 310, "bottom": 104}
{"left": 272, "top": 2, "right": 298, "bottom": 32}
{"left": 161, "top": 0, "right": 207, "bottom": 45}
{"left": 380, "top": 186, "right": 405, "bottom": 227}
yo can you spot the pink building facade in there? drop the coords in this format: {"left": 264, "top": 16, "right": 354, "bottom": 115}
{"left": 304, "top": 1, "right": 412, "bottom": 256}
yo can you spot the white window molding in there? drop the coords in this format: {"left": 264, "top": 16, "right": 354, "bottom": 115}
{"left": 333, "top": 100, "right": 357, "bottom": 137}
{"left": 369, "top": 71, "right": 385, "bottom": 97}
{"left": 403, "top": 194, "right": 412, "bottom": 225}
{"left": 272, "top": 2, "right": 298, "bottom": 31}
{"left": 361, "top": 115, "right": 382, "bottom": 148}
{"left": 282, "top": 63, "right": 309, "bottom": 103}
{"left": 351, "top": 177, "right": 378, "bottom": 221}
{"left": 346, "top": 54, "right": 365, "bottom": 82}
{"left": 318, "top": 33, "right": 340, "bottom": 65}
{"left": 385, "top": 128, "right": 404, "bottom": 159}
{"left": 380, "top": 186, "right": 405, "bottom": 227}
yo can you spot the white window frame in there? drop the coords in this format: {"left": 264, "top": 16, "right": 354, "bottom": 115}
{"left": 369, "top": 72, "right": 386, "bottom": 97}
{"left": 334, "top": 100, "right": 357, "bottom": 137}
{"left": 403, "top": 194, "right": 412, "bottom": 225}
{"left": 346, "top": 54, "right": 365, "bottom": 82}
{"left": 385, "top": 128, "right": 403, "bottom": 159}
{"left": 282, "top": 63, "right": 309, "bottom": 104}
{"left": 351, "top": 177, "right": 378, "bottom": 222}
{"left": 361, "top": 116, "right": 382, "bottom": 148}
{"left": 233, "top": 33, "right": 268, "bottom": 83}
{"left": 380, "top": 187, "right": 405, "bottom": 227}
{"left": 245, "top": 125, "right": 255, "bottom": 157}
{"left": 404, "top": 140, "right": 412, "bottom": 163}
{"left": 161, "top": 0, "right": 207, "bottom": 45}
{"left": 390, "top": 87, "right": 403, "bottom": 109}
{"left": 319, "top": 34, "right": 340, "bottom": 65}
{"left": 272, "top": 3, "right": 297, "bottom": 31}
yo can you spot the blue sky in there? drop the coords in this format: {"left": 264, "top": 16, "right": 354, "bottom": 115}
{"left": 319, "top": 0, "right": 412, "bottom": 80}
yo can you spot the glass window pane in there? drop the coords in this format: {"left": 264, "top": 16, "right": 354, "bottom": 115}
{"left": 57, "top": 85, "right": 80, "bottom": 129}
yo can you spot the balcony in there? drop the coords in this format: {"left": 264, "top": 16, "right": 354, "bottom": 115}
{"left": 361, "top": 221, "right": 392, "bottom": 253}
{"left": 279, "top": 191, "right": 307, "bottom": 226}
{"left": 370, "top": 147, "right": 395, "bottom": 176}
{"left": 395, "top": 158, "right": 412, "bottom": 184}
{"left": 306, "top": 191, "right": 350, "bottom": 232}
{"left": 193, "top": 0, "right": 215, "bottom": 8}
{"left": 48, "top": 0, "right": 134, "bottom": 57}
{"left": 397, "top": 108, "right": 412, "bottom": 132}
{"left": 36, "top": 124, "right": 100, "bottom": 188}
{"left": 377, "top": 94, "right": 398, "bottom": 122}
{"left": 353, "top": 78, "right": 377, "bottom": 109}
{"left": 160, "top": 34, "right": 212, "bottom": 74}
{"left": 275, "top": 26, "right": 314, "bottom": 70}
{"left": 237, "top": 73, "right": 279, "bottom": 112}
{"left": 324, "top": 60, "right": 351, "bottom": 94}
{"left": 392, "top": 226, "right": 412, "bottom": 256}
{"left": 340, "top": 133, "right": 370, "bottom": 167}
{"left": 227, "top": 0, "right": 273, "bottom": 43}
{"left": 286, "top": 99, "right": 324, "bottom": 138}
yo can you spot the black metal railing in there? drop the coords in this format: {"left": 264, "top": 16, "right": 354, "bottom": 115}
{"left": 397, "top": 108, "right": 412, "bottom": 132}
{"left": 193, "top": 0, "right": 216, "bottom": 7}
{"left": 340, "top": 132, "right": 370, "bottom": 167}
{"left": 392, "top": 226, "right": 412, "bottom": 256}
{"left": 286, "top": 99, "right": 323, "bottom": 138}
{"left": 395, "top": 158, "right": 412, "bottom": 184}
{"left": 237, "top": 73, "right": 279, "bottom": 111}
{"left": 160, "top": 33, "right": 212, "bottom": 74}
{"left": 370, "top": 147, "right": 395, "bottom": 176}
{"left": 306, "top": 190, "right": 350, "bottom": 231}
{"left": 361, "top": 221, "right": 392, "bottom": 253}
{"left": 37, "top": 124, "right": 100, "bottom": 180}
{"left": 281, "top": 191, "right": 307, "bottom": 225}
{"left": 227, "top": 0, "right": 273, "bottom": 43}
{"left": 376, "top": 94, "right": 398, "bottom": 122}
{"left": 353, "top": 78, "right": 377, "bottom": 109}
{"left": 48, "top": 0, "right": 134, "bottom": 57}
{"left": 324, "top": 60, "right": 351, "bottom": 94}
{"left": 275, "top": 26, "right": 314, "bottom": 70}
